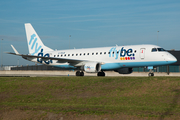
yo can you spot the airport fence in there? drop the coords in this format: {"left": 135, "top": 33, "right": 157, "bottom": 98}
{"left": 133, "top": 65, "right": 180, "bottom": 73}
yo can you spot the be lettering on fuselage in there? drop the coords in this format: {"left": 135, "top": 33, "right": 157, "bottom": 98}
{"left": 109, "top": 47, "right": 135, "bottom": 60}
{"left": 37, "top": 49, "right": 52, "bottom": 64}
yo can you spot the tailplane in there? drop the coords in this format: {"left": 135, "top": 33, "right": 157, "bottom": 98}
{"left": 11, "top": 45, "right": 19, "bottom": 54}
{"left": 25, "top": 23, "right": 53, "bottom": 55}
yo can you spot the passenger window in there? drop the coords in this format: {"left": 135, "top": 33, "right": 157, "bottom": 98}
{"left": 64, "top": 54, "right": 66, "bottom": 57}
{"left": 68, "top": 54, "right": 70, "bottom": 56}
{"left": 76, "top": 54, "right": 78, "bottom": 56}
{"left": 92, "top": 53, "right": 94, "bottom": 55}
{"left": 57, "top": 55, "right": 59, "bottom": 57}
{"left": 54, "top": 55, "right": 56, "bottom": 57}
{"left": 100, "top": 52, "right": 102, "bottom": 55}
{"left": 61, "top": 55, "right": 63, "bottom": 57}
{"left": 72, "top": 54, "right": 74, "bottom": 56}
{"left": 84, "top": 53, "right": 85, "bottom": 55}
{"left": 152, "top": 48, "right": 157, "bottom": 52}
{"left": 108, "top": 52, "right": 110, "bottom": 54}
{"left": 80, "top": 53, "right": 82, "bottom": 56}
{"left": 104, "top": 52, "right": 106, "bottom": 54}
{"left": 96, "top": 52, "right": 98, "bottom": 55}
{"left": 87, "top": 53, "right": 89, "bottom": 55}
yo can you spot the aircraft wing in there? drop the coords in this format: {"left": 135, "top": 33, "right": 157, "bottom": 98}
{"left": 6, "top": 52, "right": 87, "bottom": 63}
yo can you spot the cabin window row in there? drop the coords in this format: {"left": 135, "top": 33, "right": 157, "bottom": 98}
{"left": 53, "top": 50, "right": 135, "bottom": 57}
{"left": 54, "top": 51, "right": 119, "bottom": 57}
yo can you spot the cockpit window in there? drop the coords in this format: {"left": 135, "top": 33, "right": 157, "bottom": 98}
{"left": 152, "top": 48, "right": 157, "bottom": 52}
{"left": 157, "top": 48, "right": 166, "bottom": 51}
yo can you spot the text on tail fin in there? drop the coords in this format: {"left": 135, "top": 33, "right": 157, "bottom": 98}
{"left": 29, "top": 34, "right": 42, "bottom": 55}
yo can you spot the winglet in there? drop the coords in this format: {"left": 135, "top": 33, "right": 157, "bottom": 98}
{"left": 11, "top": 45, "right": 19, "bottom": 54}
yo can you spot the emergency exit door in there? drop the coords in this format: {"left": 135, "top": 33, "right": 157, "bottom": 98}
{"left": 140, "top": 48, "right": 145, "bottom": 59}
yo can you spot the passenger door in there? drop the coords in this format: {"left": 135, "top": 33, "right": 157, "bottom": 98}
{"left": 140, "top": 48, "right": 145, "bottom": 59}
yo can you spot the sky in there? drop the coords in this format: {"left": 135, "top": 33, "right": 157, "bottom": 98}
{"left": 0, "top": 0, "right": 180, "bottom": 66}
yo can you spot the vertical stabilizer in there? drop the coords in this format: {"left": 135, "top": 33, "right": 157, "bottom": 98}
{"left": 25, "top": 23, "right": 53, "bottom": 55}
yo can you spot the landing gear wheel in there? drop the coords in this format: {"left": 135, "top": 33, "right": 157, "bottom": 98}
{"left": 151, "top": 73, "right": 154, "bottom": 76}
{"left": 76, "top": 71, "right": 84, "bottom": 76}
{"left": 76, "top": 71, "right": 80, "bottom": 76}
{"left": 148, "top": 73, "right": 154, "bottom": 77}
{"left": 97, "top": 71, "right": 105, "bottom": 76}
{"left": 148, "top": 68, "right": 154, "bottom": 77}
{"left": 80, "top": 71, "right": 84, "bottom": 76}
{"left": 148, "top": 73, "right": 151, "bottom": 76}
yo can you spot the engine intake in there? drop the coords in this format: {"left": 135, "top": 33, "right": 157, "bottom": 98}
{"left": 84, "top": 62, "right": 101, "bottom": 73}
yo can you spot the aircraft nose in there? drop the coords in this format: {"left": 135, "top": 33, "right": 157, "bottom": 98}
{"left": 167, "top": 54, "right": 177, "bottom": 64}
{"left": 172, "top": 56, "right": 177, "bottom": 62}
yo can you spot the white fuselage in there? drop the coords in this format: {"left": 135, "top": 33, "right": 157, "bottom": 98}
{"left": 29, "top": 44, "right": 177, "bottom": 70}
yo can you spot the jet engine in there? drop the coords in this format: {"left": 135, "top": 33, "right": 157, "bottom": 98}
{"left": 84, "top": 62, "right": 101, "bottom": 73}
{"left": 115, "top": 68, "right": 133, "bottom": 74}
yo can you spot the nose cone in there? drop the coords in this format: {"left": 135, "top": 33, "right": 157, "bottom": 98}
{"left": 167, "top": 54, "right": 177, "bottom": 64}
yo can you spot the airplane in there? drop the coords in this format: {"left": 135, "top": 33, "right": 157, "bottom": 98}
{"left": 7, "top": 23, "right": 177, "bottom": 76}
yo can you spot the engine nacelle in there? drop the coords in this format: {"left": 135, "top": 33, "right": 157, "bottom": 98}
{"left": 84, "top": 63, "right": 101, "bottom": 73}
{"left": 115, "top": 68, "right": 133, "bottom": 74}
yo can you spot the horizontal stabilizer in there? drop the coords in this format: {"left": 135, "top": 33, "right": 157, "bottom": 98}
{"left": 11, "top": 45, "right": 19, "bottom": 54}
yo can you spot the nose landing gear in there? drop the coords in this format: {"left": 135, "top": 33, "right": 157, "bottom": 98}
{"left": 148, "top": 69, "right": 154, "bottom": 76}
{"left": 148, "top": 72, "right": 154, "bottom": 76}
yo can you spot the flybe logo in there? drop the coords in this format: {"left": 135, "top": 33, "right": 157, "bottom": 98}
{"left": 37, "top": 49, "right": 52, "bottom": 64}
{"left": 109, "top": 47, "right": 135, "bottom": 60}
{"left": 85, "top": 66, "right": 92, "bottom": 70}
{"left": 29, "top": 34, "right": 42, "bottom": 55}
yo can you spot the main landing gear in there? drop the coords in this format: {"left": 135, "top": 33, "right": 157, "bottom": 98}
{"left": 97, "top": 71, "right": 105, "bottom": 76}
{"left": 76, "top": 71, "right": 84, "bottom": 76}
{"left": 76, "top": 71, "right": 105, "bottom": 76}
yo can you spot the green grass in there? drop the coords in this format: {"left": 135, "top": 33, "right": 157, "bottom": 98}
{"left": 0, "top": 76, "right": 180, "bottom": 119}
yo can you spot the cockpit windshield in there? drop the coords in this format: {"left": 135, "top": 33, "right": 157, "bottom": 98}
{"left": 157, "top": 48, "right": 166, "bottom": 51}
{"left": 152, "top": 48, "right": 166, "bottom": 52}
{"left": 152, "top": 48, "right": 157, "bottom": 52}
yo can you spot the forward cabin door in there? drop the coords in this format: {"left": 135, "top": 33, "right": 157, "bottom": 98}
{"left": 140, "top": 48, "right": 145, "bottom": 59}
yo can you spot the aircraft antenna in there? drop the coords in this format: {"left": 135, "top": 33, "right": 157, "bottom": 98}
{"left": 157, "top": 31, "right": 159, "bottom": 45}
{"left": 69, "top": 35, "right": 71, "bottom": 49}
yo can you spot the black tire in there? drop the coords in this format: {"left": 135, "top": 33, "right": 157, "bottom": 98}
{"left": 148, "top": 73, "right": 151, "bottom": 77}
{"left": 76, "top": 71, "right": 80, "bottom": 76}
{"left": 102, "top": 72, "right": 105, "bottom": 76}
{"left": 97, "top": 72, "right": 105, "bottom": 76}
{"left": 151, "top": 73, "right": 154, "bottom": 76}
{"left": 148, "top": 73, "right": 154, "bottom": 77}
{"left": 80, "top": 72, "right": 84, "bottom": 76}
{"left": 97, "top": 72, "right": 101, "bottom": 76}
